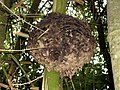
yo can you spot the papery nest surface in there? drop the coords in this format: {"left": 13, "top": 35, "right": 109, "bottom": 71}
{"left": 27, "top": 12, "right": 96, "bottom": 77}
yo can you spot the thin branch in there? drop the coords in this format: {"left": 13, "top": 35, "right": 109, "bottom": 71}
{"left": 70, "top": 79, "right": 75, "bottom": 90}
{"left": 38, "top": 28, "right": 50, "bottom": 39}
{"left": 64, "top": 78, "right": 69, "bottom": 90}
{"left": 6, "top": 61, "right": 32, "bottom": 64}
{"left": 13, "top": 74, "right": 43, "bottom": 86}
{"left": 7, "top": 79, "right": 15, "bottom": 90}
{"left": 0, "top": 83, "right": 9, "bottom": 89}
{"left": 13, "top": 28, "right": 51, "bottom": 39}
{"left": 39, "top": 0, "right": 49, "bottom": 12}
{"left": 2, "top": 67, "right": 15, "bottom": 89}
{"left": 2, "top": 66, "right": 8, "bottom": 79}
{"left": 0, "top": 47, "right": 42, "bottom": 53}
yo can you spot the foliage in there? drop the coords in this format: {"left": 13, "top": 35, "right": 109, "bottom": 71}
{"left": 0, "top": 0, "right": 114, "bottom": 90}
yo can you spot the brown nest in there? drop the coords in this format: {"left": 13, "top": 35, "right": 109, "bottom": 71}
{"left": 27, "top": 12, "right": 96, "bottom": 77}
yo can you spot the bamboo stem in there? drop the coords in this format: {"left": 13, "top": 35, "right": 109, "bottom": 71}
{"left": 53, "top": 0, "right": 67, "bottom": 14}
{"left": 44, "top": 70, "right": 62, "bottom": 90}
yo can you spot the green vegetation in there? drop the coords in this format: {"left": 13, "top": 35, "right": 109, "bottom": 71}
{"left": 0, "top": 0, "right": 115, "bottom": 90}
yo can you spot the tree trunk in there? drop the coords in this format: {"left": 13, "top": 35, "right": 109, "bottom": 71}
{"left": 107, "top": 1, "right": 120, "bottom": 90}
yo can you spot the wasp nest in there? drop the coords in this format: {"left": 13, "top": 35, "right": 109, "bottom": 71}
{"left": 27, "top": 13, "right": 96, "bottom": 77}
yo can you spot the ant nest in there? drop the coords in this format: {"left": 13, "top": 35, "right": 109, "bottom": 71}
{"left": 27, "top": 13, "right": 96, "bottom": 77}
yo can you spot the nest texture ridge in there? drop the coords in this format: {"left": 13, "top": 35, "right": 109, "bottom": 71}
{"left": 27, "top": 12, "right": 96, "bottom": 77}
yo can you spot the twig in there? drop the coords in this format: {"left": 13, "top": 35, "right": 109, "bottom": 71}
{"left": 37, "top": 24, "right": 53, "bottom": 39}
{"left": 70, "top": 79, "right": 75, "bottom": 90}
{"left": 13, "top": 74, "right": 43, "bottom": 86}
{"left": 5, "top": 61, "right": 32, "bottom": 64}
{"left": 2, "top": 66, "right": 15, "bottom": 89}
{"left": 64, "top": 78, "right": 69, "bottom": 90}
{"left": 38, "top": 28, "right": 50, "bottom": 39}
{"left": 0, "top": 47, "right": 42, "bottom": 53}
{"left": 2, "top": 66, "right": 8, "bottom": 79}
{"left": 39, "top": 0, "right": 49, "bottom": 12}
{"left": 8, "top": 79, "right": 15, "bottom": 90}
{"left": 0, "top": 83, "right": 9, "bottom": 89}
